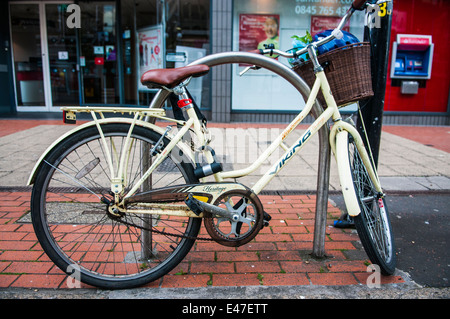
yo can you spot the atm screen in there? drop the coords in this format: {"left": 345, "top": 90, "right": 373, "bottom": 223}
{"left": 395, "top": 58, "right": 405, "bottom": 72}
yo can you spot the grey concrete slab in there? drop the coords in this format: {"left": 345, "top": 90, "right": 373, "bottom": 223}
{"left": 0, "top": 125, "right": 448, "bottom": 194}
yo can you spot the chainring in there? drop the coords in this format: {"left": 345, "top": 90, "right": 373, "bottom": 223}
{"left": 203, "top": 189, "right": 264, "bottom": 247}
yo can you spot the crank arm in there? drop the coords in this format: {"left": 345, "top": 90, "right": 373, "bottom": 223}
{"left": 185, "top": 194, "right": 238, "bottom": 221}
{"left": 124, "top": 184, "right": 212, "bottom": 205}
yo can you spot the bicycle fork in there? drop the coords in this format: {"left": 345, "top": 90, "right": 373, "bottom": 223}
{"left": 330, "top": 120, "right": 383, "bottom": 216}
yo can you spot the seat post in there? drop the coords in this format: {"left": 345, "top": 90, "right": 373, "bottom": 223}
{"left": 172, "top": 82, "right": 201, "bottom": 125}
{"left": 172, "top": 81, "right": 193, "bottom": 109}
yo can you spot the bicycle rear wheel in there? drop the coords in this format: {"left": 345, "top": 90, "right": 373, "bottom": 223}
{"left": 347, "top": 135, "right": 396, "bottom": 276}
{"left": 31, "top": 123, "right": 200, "bottom": 289}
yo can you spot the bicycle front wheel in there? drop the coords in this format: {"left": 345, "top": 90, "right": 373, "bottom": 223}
{"left": 347, "top": 135, "right": 396, "bottom": 276}
{"left": 31, "top": 123, "right": 200, "bottom": 289}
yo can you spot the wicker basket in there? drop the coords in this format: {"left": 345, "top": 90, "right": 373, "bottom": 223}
{"left": 292, "top": 42, "right": 374, "bottom": 107}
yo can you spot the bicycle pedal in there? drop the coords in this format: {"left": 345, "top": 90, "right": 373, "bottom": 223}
{"left": 184, "top": 194, "right": 204, "bottom": 216}
{"left": 263, "top": 211, "right": 272, "bottom": 227}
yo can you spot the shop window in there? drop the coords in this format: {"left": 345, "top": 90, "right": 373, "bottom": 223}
{"left": 120, "top": 0, "right": 210, "bottom": 108}
{"left": 46, "top": 4, "right": 79, "bottom": 107}
{"left": 10, "top": 4, "right": 45, "bottom": 107}
{"left": 232, "top": 0, "right": 365, "bottom": 113}
{"left": 79, "top": 1, "right": 120, "bottom": 105}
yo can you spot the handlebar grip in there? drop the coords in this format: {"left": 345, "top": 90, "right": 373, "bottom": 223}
{"left": 352, "top": 0, "right": 367, "bottom": 10}
{"left": 248, "top": 49, "right": 264, "bottom": 55}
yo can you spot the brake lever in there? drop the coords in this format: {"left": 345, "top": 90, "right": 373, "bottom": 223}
{"left": 239, "top": 65, "right": 261, "bottom": 76}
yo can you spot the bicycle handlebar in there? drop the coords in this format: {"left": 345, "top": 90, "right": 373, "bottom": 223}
{"left": 259, "top": 0, "right": 390, "bottom": 59}
{"left": 352, "top": 0, "right": 368, "bottom": 10}
{"left": 260, "top": 6, "right": 354, "bottom": 59}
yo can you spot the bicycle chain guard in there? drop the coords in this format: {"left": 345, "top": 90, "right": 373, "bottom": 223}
{"left": 124, "top": 182, "right": 266, "bottom": 246}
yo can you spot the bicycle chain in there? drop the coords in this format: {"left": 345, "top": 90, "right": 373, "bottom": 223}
{"left": 115, "top": 214, "right": 264, "bottom": 244}
{"left": 115, "top": 216, "right": 219, "bottom": 242}
{"left": 113, "top": 191, "right": 265, "bottom": 245}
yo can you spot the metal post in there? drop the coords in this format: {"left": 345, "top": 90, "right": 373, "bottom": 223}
{"left": 357, "top": 1, "right": 393, "bottom": 166}
{"left": 140, "top": 0, "right": 168, "bottom": 261}
{"left": 141, "top": 142, "right": 156, "bottom": 260}
{"left": 306, "top": 44, "right": 331, "bottom": 259}
{"left": 311, "top": 128, "right": 330, "bottom": 259}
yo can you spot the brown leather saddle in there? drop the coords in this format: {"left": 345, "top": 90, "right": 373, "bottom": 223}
{"left": 140, "top": 65, "right": 210, "bottom": 90}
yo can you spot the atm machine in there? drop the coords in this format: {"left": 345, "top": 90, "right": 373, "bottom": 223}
{"left": 390, "top": 34, "right": 434, "bottom": 94}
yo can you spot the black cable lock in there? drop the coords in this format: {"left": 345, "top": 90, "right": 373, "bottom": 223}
{"left": 194, "top": 146, "right": 223, "bottom": 179}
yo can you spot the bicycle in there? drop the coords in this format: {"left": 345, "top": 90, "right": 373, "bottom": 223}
{"left": 28, "top": 0, "right": 396, "bottom": 289}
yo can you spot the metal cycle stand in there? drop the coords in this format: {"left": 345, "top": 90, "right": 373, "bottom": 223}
{"left": 140, "top": 142, "right": 157, "bottom": 260}
{"left": 312, "top": 127, "right": 330, "bottom": 258}
{"left": 148, "top": 51, "right": 331, "bottom": 258}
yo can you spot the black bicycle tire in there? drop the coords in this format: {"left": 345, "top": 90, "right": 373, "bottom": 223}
{"left": 31, "top": 123, "right": 200, "bottom": 289}
{"left": 348, "top": 136, "right": 397, "bottom": 276}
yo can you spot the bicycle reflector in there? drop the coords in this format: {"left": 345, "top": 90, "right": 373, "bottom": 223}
{"left": 177, "top": 98, "right": 193, "bottom": 109}
{"left": 63, "top": 110, "right": 77, "bottom": 124}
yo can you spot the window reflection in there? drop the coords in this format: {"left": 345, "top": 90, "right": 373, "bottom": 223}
{"left": 79, "top": 2, "right": 119, "bottom": 104}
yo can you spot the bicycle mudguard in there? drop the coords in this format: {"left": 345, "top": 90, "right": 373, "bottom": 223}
{"left": 334, "top": 130, "right": 361, "bottom": 217}
{"left": 27, "top": 118, "right": 195, "bottom": 186}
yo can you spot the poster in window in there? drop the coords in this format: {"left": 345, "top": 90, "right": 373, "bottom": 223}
{"left": 239, "top": 14, "right": 280, "bottom": 52}
{"left": 310, "top": 16, "right": 350, "bottom": 36}
{"left": 138, "top": 25, "right": 164, "bottom": 91}
{"left": 106, "top": 45, "right": 116, "bottom": 61}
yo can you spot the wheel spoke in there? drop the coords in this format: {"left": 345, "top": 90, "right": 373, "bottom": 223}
{"left": 32, "top": 125, "right": 200, "bottom": 288}
{"left": 348, "top": 137, "right": 396, "bottom": 274}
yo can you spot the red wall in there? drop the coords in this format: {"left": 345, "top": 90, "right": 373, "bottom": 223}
{"left": 384, "top": 0, "right": 450, "bottom": 112}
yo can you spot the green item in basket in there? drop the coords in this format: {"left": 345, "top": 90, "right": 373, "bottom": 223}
{"left": 288, "top": 31, "right": 313, "bottom": 66}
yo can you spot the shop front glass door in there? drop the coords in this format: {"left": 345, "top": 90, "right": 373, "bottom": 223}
{"left": 11, "top": 1, "right": 122, "bottom": 110}
{"left": 46, "top": 3, "right": 79, "bottom": 107}
{"left": 79, "top": 2, "right": 119, "bottom": 104}
{"left": 10, "top": 1, "right": 78, "bottom": 111}
{"left": 10, "top": 4, "right": 46, "bottom": 107}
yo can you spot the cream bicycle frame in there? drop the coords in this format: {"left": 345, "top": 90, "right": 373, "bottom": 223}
{"left": 28, "top": 65, "right": 382, "bottom": 219}
{"left": 213, "top": 70, "right": 383, "bottom": 216}
{"left": 28, "top": 3, "right": 383, "bottom": 218}
{"left": 56, "top": 66, "right": 379, "bottom": 219}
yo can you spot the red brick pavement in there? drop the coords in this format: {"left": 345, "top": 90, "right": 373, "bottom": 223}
{"left": 0, "top": 120, "right": 62, "bottom": 138}
{"left": 0, "top": 191, "right": 404, "bottom": 289}
{"left": 382, "top": 125, "right": 450, "bottom": 153}
{"left": 0, "top": 119, "right": 414, "bottom": 289}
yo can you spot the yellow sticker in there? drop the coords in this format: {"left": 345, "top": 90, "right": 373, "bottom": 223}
{"left": 192, "top": 195, "right": 209, "bottom": 203}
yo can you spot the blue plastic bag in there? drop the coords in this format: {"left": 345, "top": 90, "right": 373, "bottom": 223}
{"left": 313, "top": 30, "right": 360, "bottom": 55}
